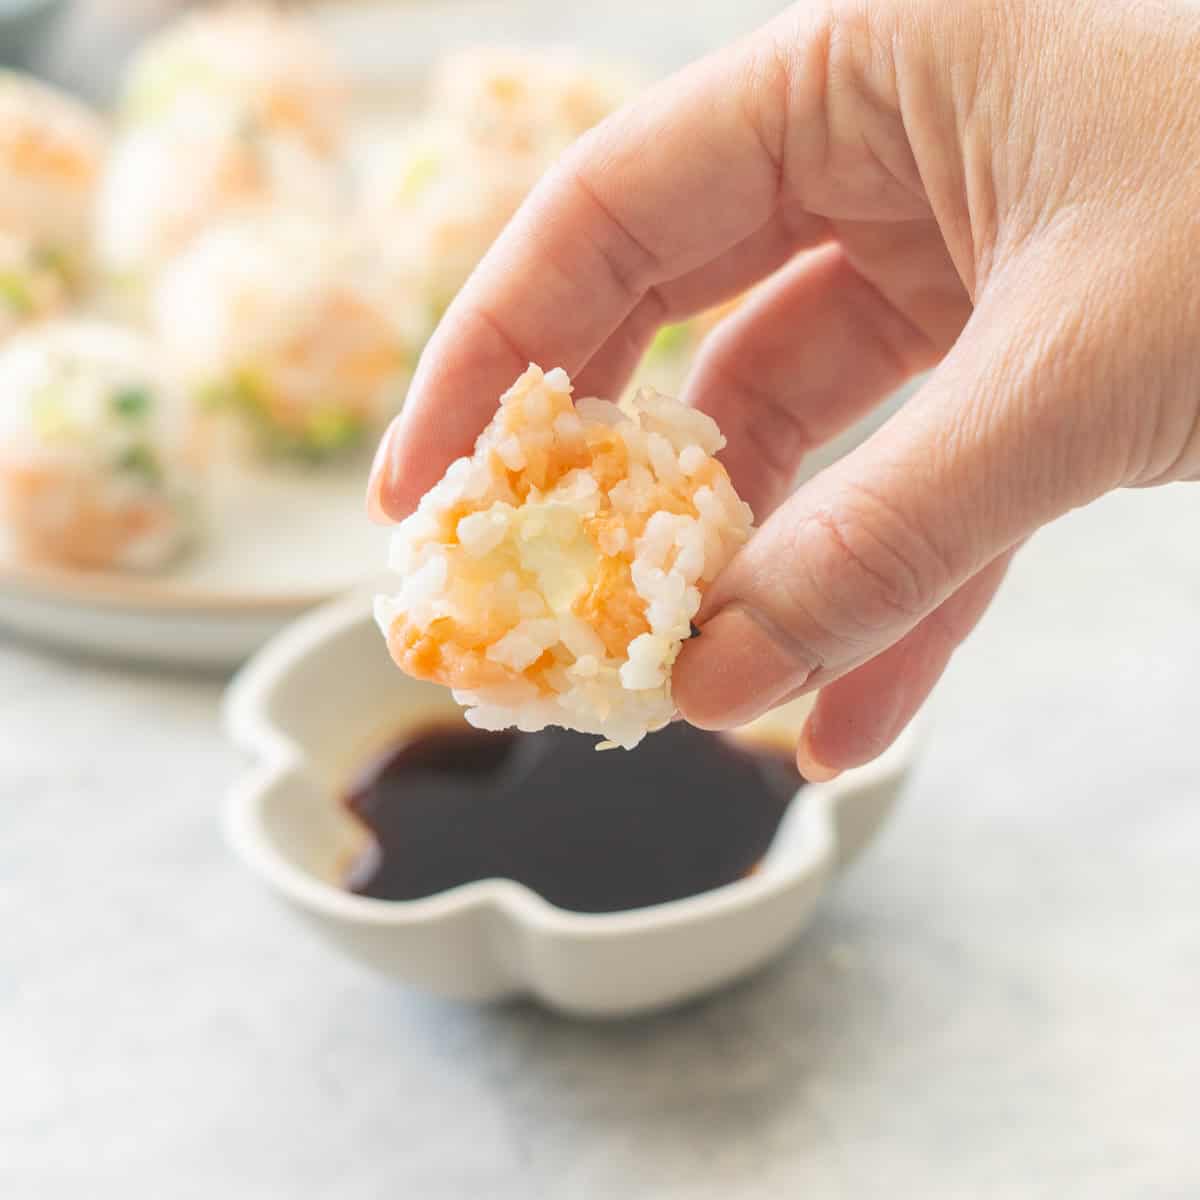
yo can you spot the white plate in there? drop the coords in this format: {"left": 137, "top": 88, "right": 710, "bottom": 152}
{"left": 0, "top": 456, "right": 389, "bottom": 667}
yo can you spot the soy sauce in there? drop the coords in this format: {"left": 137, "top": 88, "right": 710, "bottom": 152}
{"left": 343, "top": 722, "right": 802, "bottom": 913}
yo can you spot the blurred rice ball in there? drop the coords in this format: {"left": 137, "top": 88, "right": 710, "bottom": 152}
{"left": 153, "top": 213, "right": 420, "bottom": 462}
{"left": 119, "top": 3, "right": 347, "bottom": 153}
{"left": 0, "top": 71, "right": 106, "bottom": 336}
{"left": 357, "top": 118, "right": 538, "bottom": 320}
{"left": 431, "top": 46, "right": 633, "bottom": 162}
{"left": 96, "top": 103, "right": 339, "bottom": 298}
{"left": 0, "top": 321, "right": 200, "bottom": 571}
{"left": 358, "top": 50, "right": 632, "bottom": 321}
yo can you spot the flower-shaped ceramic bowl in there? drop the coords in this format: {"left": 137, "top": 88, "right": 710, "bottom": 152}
{"left": 224, "top": 595, "right": 921, "bottom": 1018}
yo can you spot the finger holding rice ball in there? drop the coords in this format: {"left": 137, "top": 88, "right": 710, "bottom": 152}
{"left": 376, "top": 365, "right": 754, "bottom": 749}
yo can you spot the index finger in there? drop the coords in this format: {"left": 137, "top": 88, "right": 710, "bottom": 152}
{"left": 369, "top": 10, "right": 817, "bottom": 520}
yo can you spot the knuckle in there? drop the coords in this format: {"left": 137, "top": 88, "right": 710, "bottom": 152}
{"left": 739, "top": 24, "right": 793, "bottom": 186}
{"left": 556, "top": 152, "right": 662, "bottom": 301}
{"left": 801, "top": 483, "right": 950, "bottom": 635}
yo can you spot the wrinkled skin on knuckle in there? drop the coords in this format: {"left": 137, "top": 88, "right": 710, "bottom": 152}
{"left": 1115, "top": 252, "right": 1200, "bottom": 487}
{"left": 774, "top": 0, "right": 1030, "bottom": 289}
{"left": 761, "top": 0, "right": 917, "bottom": 221}
{"left": 938, "top": 254, "right": 1133, "bottom": 532}
{"left": 1110, "top": 121, "right": 1200, "bottom": 486}
{"left": 833, "top": 219, "right": 971, "bottom": 357}
{"left": 890, "top": 0, "right": 1061, "bottom": 291}
{"left": 738, "top": 18, "right": 797, "bottom": 185}
{"left": 790, "top": 480, "right": 953, "bottom": 642}
{"left": 979, "top": 2, "right": 1200, "bottom": 277}
{"left": 999, "top": 203, "right": 1199, "bottom": 498}
{"left": 930, "top": 0, "right": 1200, "bottom": 499}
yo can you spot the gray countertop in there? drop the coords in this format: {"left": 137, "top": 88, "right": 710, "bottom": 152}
{"left": 5, "top": 484, "right": 1199, "bottom": 1198}
{"left": 5, "top": 2, "right": 1200, "bottom": 1195}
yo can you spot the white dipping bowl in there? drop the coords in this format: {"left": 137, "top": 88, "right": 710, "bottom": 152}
{"left": 224, "top": 596, "right": 921, "bottom": 1018}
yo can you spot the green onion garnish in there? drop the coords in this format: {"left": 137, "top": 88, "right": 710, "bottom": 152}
{"left": 0, "top": 273, "right": 33, "bottom": 315}
{"left": 111, "top": 386, "right": 152, "bottom": 419}
{"left": 648, "top": 321, "right": 691, "bottom": 359}
{"left": 115, "top": 444, "right": 162, "bottom": 485}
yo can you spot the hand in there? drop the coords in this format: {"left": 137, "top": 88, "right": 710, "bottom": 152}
{"left": 368, "top": 0, "right": 1200, "bottom": 779}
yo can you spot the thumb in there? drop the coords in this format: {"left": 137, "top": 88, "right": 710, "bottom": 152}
{"left": 674, "top": 254, "right": 1137, "bottom": 728}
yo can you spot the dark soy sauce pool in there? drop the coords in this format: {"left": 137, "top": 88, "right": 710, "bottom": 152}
{"left": 343, "top": 722, "right": 803, "bottom": 913}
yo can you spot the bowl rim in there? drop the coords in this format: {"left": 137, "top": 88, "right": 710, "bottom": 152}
{"left": 223, "top": 595, "right": 919, "bottom": 937}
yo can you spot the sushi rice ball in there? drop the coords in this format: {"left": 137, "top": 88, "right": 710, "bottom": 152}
{"left": 0, "top": 233, "right": 75, "bottom": 341}
{"left": 0, "top": 72, "right": 105, "bottom": 333}
{"left": 153, "top": 213, "right": 418, "bottom": 461}
{"left": 375, "top": 364, "right": 754, "bottom": 749}
{"left": 119, "top": 4, "right": 346, "bottom": 154}
{"left": 96, "top": 102, "right": 337, "bottom": 296}
{"left": 0, "top": 321, "right": 199, "bottom": 571}
{"left": 358, "top": 119, "right": 537, "bottom": 322}
{"left": 360, "top": 50, "right": 631, "bottom": 321}
{"left": 431, "top": 46, "right": 632, "bottom": 163}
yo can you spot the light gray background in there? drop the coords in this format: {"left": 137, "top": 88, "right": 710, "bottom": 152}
{"left": 5, "top": 2, "right": 1200, "bottom": 1196}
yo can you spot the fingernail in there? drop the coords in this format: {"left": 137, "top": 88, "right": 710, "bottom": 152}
{"left": 674, "top": 605, "right": 813, "bottom": 729}
{"left": 366, "top": 419, "right": 400, "bottom": 524}
{"left": 796, "top": 717, "right": 841, "bottom": 783}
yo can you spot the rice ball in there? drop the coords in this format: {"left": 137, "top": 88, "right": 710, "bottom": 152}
{"left": 359, "top": 51, "right": 631, "bottom": 320}
{"left": 0, "top": 72, "right": 105, "bottom": 333}
{"left": 153, "top": 213, "right": 418, "bottom": 461}
{"left": 0, "top": 233, "right": 75, "bottom": 341}
{"left": 357, "top": 119, "right": 537, "bottom": 321}
{"left": 0, "top": 321, "right": 199, "bottom": 571}
{"left": 431, "top": 47, "right": 632, "bottom": 162}
{"left": 96, "top": 103, "right": 338, "bottom": 297}
{"left": 375, "top": 364, "right": 754, "bottom": 749}
{"left": 119, "top": 4, "right": 346, "bottom": 153}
